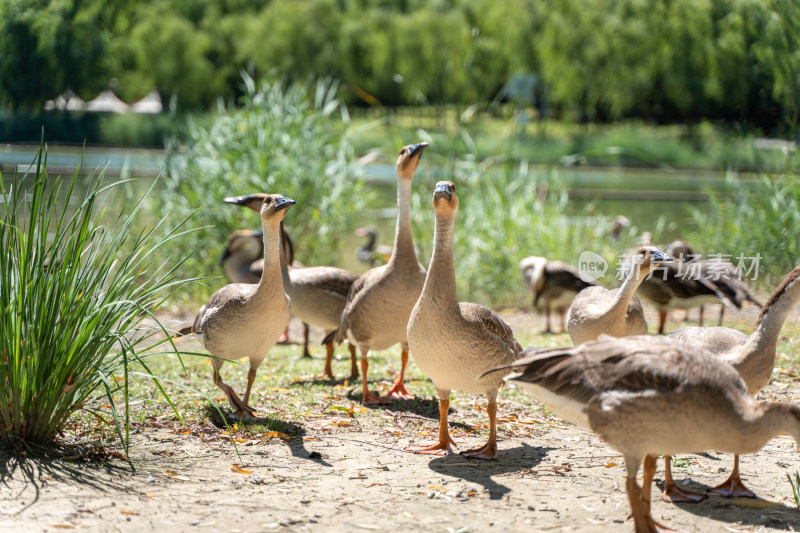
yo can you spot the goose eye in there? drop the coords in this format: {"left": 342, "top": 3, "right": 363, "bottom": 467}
{"left": 399, "top": 148, "right": 406, "bottom": 156}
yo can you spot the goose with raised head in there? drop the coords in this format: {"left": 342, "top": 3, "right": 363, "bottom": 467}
{"left": 329, "top": 142, "right": 429, "bottom": 403}
{"left": 407, "top": 181, "right": 522, "bottom": 459}
{"left": 519, "top": 256, "right": 596, "bottom": 334}
{"left": 225, "top": 193, "right": 360, "bottom": 380}
{"left": 483, "top": 335, "right": 800, "bottom": 533}
{"left": 566, "top": 247, "right": 672, "bottom": 345}
{"left": 658, "top": 265, "right": 800, "bottom": 502}
{"left": 189, "top": 194, "right": 295, "bottom": 418}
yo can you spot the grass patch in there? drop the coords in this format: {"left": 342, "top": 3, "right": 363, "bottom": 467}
{"left": 0, "top": 143, "right": 195, "bottom": 452}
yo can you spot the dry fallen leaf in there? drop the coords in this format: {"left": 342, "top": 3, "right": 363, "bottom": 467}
{"left": 263, "top": 431, "right": 290, "bottom": 440}
{"left": 120, "top": 509, "right": 137, "bottom": 516}
{"left": 729, "top": 499, "right": 780, "bottom": 508}
{"left": 163, "top": 469, "right": 190, "bottom": 481}
{"left": 604, "top": 461, "right": 618, "bottom": 468}
{"left": 49, "top": 523, "right": 78, "bottom": 529}
{"left": 231, "top": 464, "right": 253, "bottom": 474}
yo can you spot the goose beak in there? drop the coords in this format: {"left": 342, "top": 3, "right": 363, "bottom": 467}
{"left": 433, "top": 182, "right": 452, "bottom": 199}
{"left": 274, "top": 196, "right": 297, "bottom": 211}
{"left": 408, "top": 142, "right": 429, "bottom": 158}
{"left": 223, "top": 194, "right": 254, "bottom": 206}
{"left": 651, "top": 248, "right": 673, "bottom": 262}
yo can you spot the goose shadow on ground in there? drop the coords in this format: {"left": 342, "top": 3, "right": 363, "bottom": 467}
{"left": 202, "top": 405, "right": 332, "bottom": 467}
{"left": 426, "top": 442, "right": 554, "bottom": 500}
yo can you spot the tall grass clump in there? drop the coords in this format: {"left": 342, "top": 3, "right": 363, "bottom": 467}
{"left": 687, "top": 172, "right": 800, "bottom": 286}
{"left": 160, "top": 74, "right": 367, "bottom": 305}
{"left": 0, "top": 146, "right": 194, "bottom": 450}
{"left": 411, "top": 155, "right": 627, "bottom": 308}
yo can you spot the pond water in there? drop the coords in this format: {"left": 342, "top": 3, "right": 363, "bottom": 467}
{"left": 0, "top": 144, "right": 729, "bottom": 270}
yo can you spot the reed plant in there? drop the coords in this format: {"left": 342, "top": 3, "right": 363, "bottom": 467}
{"left": 159, "top": 74, "right": 367, "bottom": 306}
{"left": 687, "top": 172, "right": 800, "bottom": 286}
{"left": 0, "top": 145, "right": 195, "bottom": 451}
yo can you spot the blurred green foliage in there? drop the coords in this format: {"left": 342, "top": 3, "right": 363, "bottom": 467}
{"left": 2, "top": 0, "right": 800, "bottom": 136}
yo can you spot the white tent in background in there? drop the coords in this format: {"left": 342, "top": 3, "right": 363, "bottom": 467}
{"left": 86, "top": 90, "right": 130, "bottom": 113}
{"left": 43, "top": 90, "right": 87, "bottom": 111}
{"left": 130, "top": 90, "right": 162, "bottom": 114}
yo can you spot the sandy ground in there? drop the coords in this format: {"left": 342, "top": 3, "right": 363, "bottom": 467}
{"left": 3, "top": 307, "right": 800, "bottom": 533}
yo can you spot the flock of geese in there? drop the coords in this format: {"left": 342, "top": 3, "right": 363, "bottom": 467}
{"left": 178, "top": 142, "right": 800, "bottom": 533}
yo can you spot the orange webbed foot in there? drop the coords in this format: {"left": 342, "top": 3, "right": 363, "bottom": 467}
{"left": 361, "top": 390, "right": 390, "bottom": 404}
{"left": 461, "top": 441, "right": 498, "bottom": 460}
{"left": 408, "top": 436, "right": 456, "bottom": 455}
{"left": 662, "top": 484, "right": 707, "bottom": 503}
{"left": 386, "top": 380, "right": 415, "bottom": 400}
{"left": 708, "top": 476, "right": 756, "bottom": 498}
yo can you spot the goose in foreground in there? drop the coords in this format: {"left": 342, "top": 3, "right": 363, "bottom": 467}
{"left": 407, "top": 181, "right": 522, "bottom": 458}
{"left": 519, "top": 256, "right": 596, "bottom": 333}
{"left": 355, "top": 226, "right": 392, "bottom": 267}
{"left": 483, "top": 335, "right": 800, "bottom": 533}
{"left": 225, "top": 193, "right": 360, "bottom": 380}
{"left": 660, "top": 265, "right": 800, "bottom": 502}
{"left": 566, "top": 247, "right": 672, "bottom": 345}
{"left": 190, "top": 194, "right": 296, "bottom": 418}
{"left": 330, "top": 142, "right": 429, "bottom": 403}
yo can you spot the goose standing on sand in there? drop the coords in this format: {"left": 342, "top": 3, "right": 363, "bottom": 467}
{"left": 566, "top": 247, "right": 671, "bottom": 345}
{"left": 329, "top": 142, "right": 429, "bottom": 403}
{"left": 225, "top": 193, "right": 360, "bottom": 380}
{"left": 658, "top": 265, "right": 800, "bottom": 502}
{"left": 519, "top": 256, "right": 596, "bottom": 334}
{"left": 189, "top": 194, "right": 296, "bottom": 418}
{"left": 407, "top": 181, "right": 522, "bottom": 458}
{"left": 483, "top": 336, "right": 800, "bottom": 533}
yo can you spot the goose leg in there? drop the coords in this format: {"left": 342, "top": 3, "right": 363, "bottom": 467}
{"left": 277, "top": 325, "right": 290, "bottom": 345}
{"left": 544, "top": 304, "right": 553, "bottom": 334}
{"left": 348, "top": 343, "right": 359, "bottom": 381}
{"left": 658, "top": 311, "right": 667, "bottom": 334}
{"left": 408, "top": 390, "right": 456, "bottom": 454}
{"left": 387, "top": 349, "right": 415, "bottom": 400}
{"left": 212, "top": 359, "right": 254, "bottom": 419}
{"left": 557, "top": 307, "right": 566, "bottom": 334}
{"left": 317, "top": 341, "right": 336, "bottom": 380}
{"left": 698, "top": 305, "right": 704, "bottom": 327}
{"left": 718, "top": 306, "right": 725, "bottom": 327}
{"left": 627, "top": 458, "right": 679, "bottom": 533}
{"left": 359, "top": 347, "right": 386, "bottom": 404}
{"left": 708, "top": 455, "right": 755, "bottom": 498}
{"left": 301, "top": 323, "right": 312, "bottom": 358}
{"left": 662, "top": 456, "right": 706, "bottom": 503}
{"left": 461, "top": 397, "right": 499, "bottom": 459}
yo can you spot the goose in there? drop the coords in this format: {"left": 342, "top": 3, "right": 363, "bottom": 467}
{"left": 407, "top": 181, "right": 522, "bottom": 459}
{"left": 189, "top": 194, "right": 295, "bottom": 418}
{"left": 666, "top": 240, "right": 762, "bottom": 327}
{"left": 355, "top": 226, "right": 392, "bottom": 267}
{"left": 220, "top": 229, "right": 264, "bottom": 284}
{"left": 225, "top": 193, "right": 360, "bottom": 381}
{"left": 566, "top": 247, "right": 671, "bottom": 345}
{"left": 328, "top": 142, "right": 429, "bottom": 403}
{"left": 519, "top": 256, "right": 596, "bottom": 334}
{"left": 483, "top": 335, "right": 800, "bottom": 533}
{"left": 658, "top": 265, "right": 800, "bottom": 502}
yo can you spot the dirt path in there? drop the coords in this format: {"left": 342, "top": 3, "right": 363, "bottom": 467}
{"left": 2, "top": 401, "right": 800, "bottom": 532}
{"left": 3, "top": 308, "right": 800, "bottom": 532}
